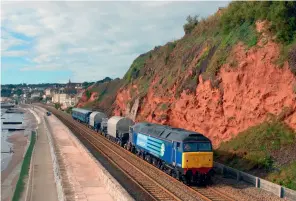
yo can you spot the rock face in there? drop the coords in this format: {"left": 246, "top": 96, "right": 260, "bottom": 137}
{"left": 113, "top": 22, "right": 296, "bottom": 147}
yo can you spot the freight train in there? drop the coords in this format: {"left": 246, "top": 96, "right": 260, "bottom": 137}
{"left": 71, "top": 107, "right": 213, "bottom": 185}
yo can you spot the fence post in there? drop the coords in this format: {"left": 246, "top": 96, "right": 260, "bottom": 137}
{"left": 279, "top": 186, "right": 282, "bottom": 198}
{"left": 255, "top": 177, "right": 259, "bottom": 188}
{"left": 236, "top": 170, "right": 240, "bottom": 181}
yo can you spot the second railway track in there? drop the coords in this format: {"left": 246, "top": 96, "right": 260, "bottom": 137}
{"left": 44, "top": 105, "right": 235, "bottom": 201}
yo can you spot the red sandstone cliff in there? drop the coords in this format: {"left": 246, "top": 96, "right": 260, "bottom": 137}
{"left": 113, "top": 21, "right": 296, "bottom": 146}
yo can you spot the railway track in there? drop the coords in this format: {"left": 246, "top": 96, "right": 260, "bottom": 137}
{"left": 44, "top": 105, "right": 235, "bottom": 201}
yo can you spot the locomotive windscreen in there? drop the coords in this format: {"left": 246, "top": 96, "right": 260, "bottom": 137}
{"left": 183, "top": 142, "right": 212, "bottom": 152}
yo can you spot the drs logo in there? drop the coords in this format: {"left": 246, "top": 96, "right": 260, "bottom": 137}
{"left": 160, "top": 143, "right": 165, "bottom": 157}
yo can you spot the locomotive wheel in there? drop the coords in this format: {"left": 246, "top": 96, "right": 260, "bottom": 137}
{"left": 145, "top": 155, "right": 152, "bottom": 163}
{"left": 172, "top": 171, "right": 176, "bottom": 179}
{"left": 176, "top": 171, "right": 180, "bottom": 181}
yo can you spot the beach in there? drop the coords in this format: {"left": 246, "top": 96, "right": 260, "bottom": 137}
{"left": 1, "top": 105, "right": 37, "bottom": 201}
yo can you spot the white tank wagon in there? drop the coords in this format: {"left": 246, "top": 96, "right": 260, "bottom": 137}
{"left": 89, "top": 111, "right": 107, "bottom": 131}
{"left": 107, "top": 116, "right": 134, "bottom": 146}
{"left": 100, "top": 118, "right": 108, "bottom": 135}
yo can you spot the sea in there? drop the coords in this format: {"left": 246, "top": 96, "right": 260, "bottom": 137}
{"left": 1, "top": 108, "right": 25, "bottom": 171}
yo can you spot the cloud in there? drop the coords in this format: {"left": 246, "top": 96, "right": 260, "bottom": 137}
{"left": 1, "top": 30, "right": 28, "bottom": 51}
{"left": 2, "top": 50, "right": 28, "bottom": 57}
{"left": 1, "top": 1, "right": 229, "bottom": 83}
{"left": 20, "top": 63, "right": 62, "bottom": 71}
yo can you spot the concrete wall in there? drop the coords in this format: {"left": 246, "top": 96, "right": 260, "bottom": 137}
{"left": 44, "top": 117, "right": 65, "bottom": 201}
{"left": 214, "top": 162, "right": 296, "bottom": 200}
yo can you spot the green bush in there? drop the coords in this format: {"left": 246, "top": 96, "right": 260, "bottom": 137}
{"left": 85, "top": 90, "right": 91, "bottom": 100}
{"left": 54, "top": 103, "right": 61, "bottom": 110}
{"left": 183, "top": 15, "right": 199, "bottom": 34}
{"left": 66, "top": 107, "right": 73, "bottom": 114}
{"left": 268, "top": 162, "right": 296, "bottom": 190}
{"left": 221, "top": 1, "right": 296, "bottom": 44}
{"left": 124, "top": 53, "right": 150, "bottom": 83}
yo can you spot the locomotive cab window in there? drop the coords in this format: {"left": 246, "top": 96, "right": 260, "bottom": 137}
{"left": 183, "top": 142, "right": 212, "bottom": 152}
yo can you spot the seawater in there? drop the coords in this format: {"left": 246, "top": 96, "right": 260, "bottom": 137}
{"left": 1, "top": 108, "right": 25, "bottom": 171}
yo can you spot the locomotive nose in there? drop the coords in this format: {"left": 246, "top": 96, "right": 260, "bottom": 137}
{"left": 182, "top": 152, "right": 213, "bottom": 169}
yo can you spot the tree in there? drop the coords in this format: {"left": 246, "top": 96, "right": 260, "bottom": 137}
{"left": 183, "top": 15, "right": 199, "bottom": 34}
{"left": 15, "top": 89, "right": 23, "bottom": 96}
{"left": 85, "top": 90, "right": 91, "bottom": 100}
{"left": 54, "top": 103, "right": 61, "bottom": 110}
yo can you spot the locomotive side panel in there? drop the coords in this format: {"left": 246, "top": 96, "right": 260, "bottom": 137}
{"left": 132, "top": 132, "right": 173, "bottom": 164}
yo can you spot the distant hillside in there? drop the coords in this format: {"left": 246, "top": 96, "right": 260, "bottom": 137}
{"left": 77, "top": 77, "right": 122, "bottom": 116}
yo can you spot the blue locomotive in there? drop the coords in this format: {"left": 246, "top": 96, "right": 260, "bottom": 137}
{"left": 126, "top": 122, "right": 213, "bottom": 185}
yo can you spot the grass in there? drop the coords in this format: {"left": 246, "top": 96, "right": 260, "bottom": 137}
{"left": 215, "top": 120, "right": 296, "bottom": 189}
{"left": 12, "top": 131, "right": 36, "bottom": 201}
{"left": 277, "top": 38, "right": 296, "bottom": 72}
{"left": 124, "top": 53, "right": 150, "bottom": 83}
{"left": 160, "top": 103, "right": 169, "bottom": 111}
{"left": 196, "top": 48, "right": 210, "bottom": 70}
{"left": 205, "top": 22, "right": 258, "bottom": 78}
{"left": 97, "top": 89, "right": 107, "bottom": 102}
{"left": 267, "top": 161, "right": 296, "bottom": 190}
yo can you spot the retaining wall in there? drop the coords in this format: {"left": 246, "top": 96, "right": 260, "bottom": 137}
{"left": 214, "top": 162, "right": 296, "bottom": 200}
{"left": 44, "top": 117, "right": 65, "bottom": 201}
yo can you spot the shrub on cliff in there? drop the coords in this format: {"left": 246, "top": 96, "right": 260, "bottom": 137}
{"left": 124, "top": 53, "right": 150, "bottom": 83}
{"left": 85, "top": 90, "right": 91, "bottom": 100}
{"left": 183, "top": 15, "right": 199, "bottom": 34}
{"left": 221, "top": 1, "right": 296, "bottom": 44}
{"left": 288, "top": 44, "right": 296, "bottom": 74}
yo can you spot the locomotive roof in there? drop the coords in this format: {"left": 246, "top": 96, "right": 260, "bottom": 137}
{"left": 132, "top": 122, "right": 211, "bottom": 142}
{"left": 72, "top": 108, "right": 92, "bottom": 114}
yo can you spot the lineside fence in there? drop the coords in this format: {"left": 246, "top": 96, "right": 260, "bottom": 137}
{"left": 214, "top": 162, "right": 296, "bottom": 200}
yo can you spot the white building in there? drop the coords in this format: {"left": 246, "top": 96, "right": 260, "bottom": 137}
{"left": 31, "top": 92, "right": 41, "bottom": 99}
{"left": 45, "top": 88, "right": 52, "bottom": 97}
{"left": 52, "top": 93, "right": 78, "bottom": 109}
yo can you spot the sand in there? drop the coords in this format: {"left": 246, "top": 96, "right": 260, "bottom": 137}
{"left": 1, "top": 132, "right": 28, "bottom": 201}
{"left": 1, "top": 107, "right": 37, "bottom": 201}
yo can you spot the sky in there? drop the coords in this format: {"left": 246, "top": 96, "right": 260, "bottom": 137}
{"left": 1, "top": 1, "right": 229, "bottom": 84}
